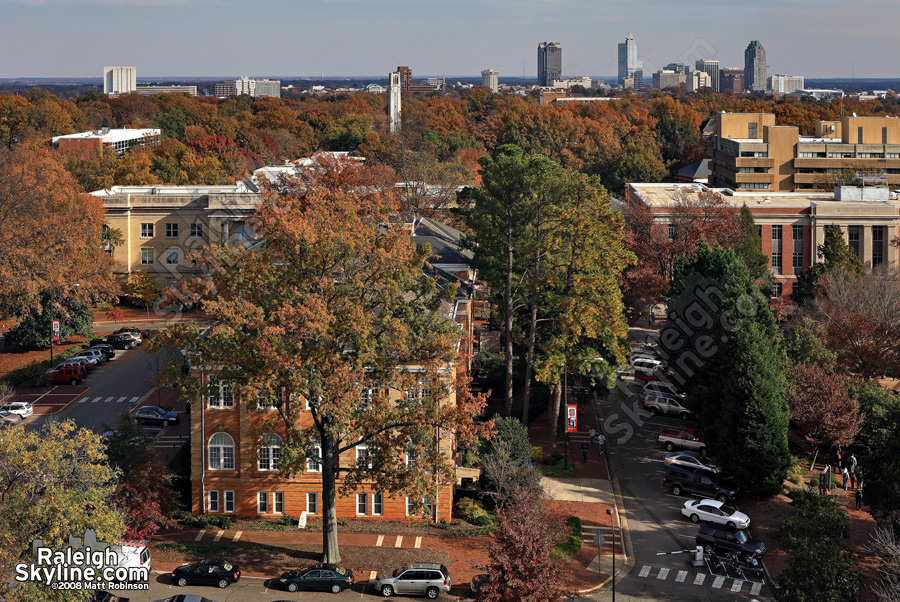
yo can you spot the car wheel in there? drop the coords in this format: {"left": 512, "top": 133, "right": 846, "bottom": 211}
{"left": 176, "top": 577, "right": 187, "bottom": 587}
{"left": 218, "top": 579, "right": 229, "bottom": 589}
{"left": 287, "top": 583, "right": 298, "bottom": 592}
{"left": 690, "top": 513, "right": 700, "bottom": 523}
{"left": 679, "top": 412, "right": 690, "bottom": 421}
{"left": 671, "top": 484, "right": 683, "bottom": 496}
{"left": 726, "top": 521, "right": 736, "bottom": 531}
{"left": 70, "top": 378, "right": 79, "bottom": 386}
{"left": 665, "top": 442, "right": 675, "bottom": 451}
{"left": 331, "top": 584, "right": 343, "bottom": 594}
{"left": 426, "top": 586, "right": 439, "bottom": 599}
{"left": 381, "top": 585, "right": 394, "bottom": 597}
{"left": 716, "top": 493, "right": 728, "bottom": 503}
{"left": 647, "top": 406, "right": 658, "bottom": 416}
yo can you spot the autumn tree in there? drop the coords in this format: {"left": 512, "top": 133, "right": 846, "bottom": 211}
{"left": 124, "top": 271, "right": 161, "bottom": 318}
{"left": 788, "top": 363, "right": 863, "bottom": 447}
{"left": 792, "top": 223, "right": 864, "bottom": 305}
{"left": 151, "top": 158, "right": 488, "bottom": 564}
{"left": 475, "top": 491, "right": 571, "bottom": 602}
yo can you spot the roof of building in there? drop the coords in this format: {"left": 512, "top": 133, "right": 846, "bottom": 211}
{"left": 676, "top": 159, "right": 710, "bottom": 181}
{"left": 411, "top": 217, "right": 473, "bottom": 267}
{"left": 52, "top": 128, "right": 160, "bottom": 144}
{"left": 90, "top": 182, "right": 257, "bottom": 197}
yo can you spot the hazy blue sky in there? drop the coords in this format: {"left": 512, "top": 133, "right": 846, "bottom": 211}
{"left": 1, "top": 0, "right": 897, "bottom": 79}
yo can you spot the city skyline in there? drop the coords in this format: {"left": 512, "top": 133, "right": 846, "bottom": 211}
{"left": 1, "top": 0, "right": 898, "bottom": 79}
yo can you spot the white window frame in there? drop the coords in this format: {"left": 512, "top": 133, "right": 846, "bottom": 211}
{"left": 357, "top": 493, "right": 368, "bottom": 516}
{"left": 360, "top": 387, "right": 377, "bottom": 409}
{"left": 208, "top": 432, "right": 235, "bottom": 470}
{"left": 307, "top": 492, "right": 318, "bottom": 515}
{"left": 208, "top": 490, "right": 219, "bottom": 513}
{"left": 373, "top": 493, "right": 383, "bottom": 516}
{"left": 140, "top": 248, "right": 154, "bottom": 265}
{"left": 306, "top": 444, "right": 322, "bottom": 473}
{"left": 274, "top": 491, "right": 284, "bottom": 514}
{"left": 224, "top": 490, "right": 235, "bottom": 513}
{"left": 356, "top": 444, "right": 373, "bottom": 469}
{"left": 406, "top": 446, "right": 417, "bottom": 466}
{"left": 257, "top": 434, "right": 282, "bottom": 471}
{"left": 208, "top": 376, "right": 234, "bottom": 409}
{"left": 140, "top": 223, "right": 154, "bottom": 238}
{"left": 406, "top": 496, "right": 418, "bottom": 517}
{"left": 258, "top": 491, "right": 269, "bottom": 514}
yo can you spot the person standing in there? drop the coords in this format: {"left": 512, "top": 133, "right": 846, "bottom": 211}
{"left": 850, "top": 470, "right": 857, "bottom": 491}
{"left": 598, "top": 433, "right": 606, "bottom": 456}
{"left": 581, "top": 442, "right": 589, "bottom": 463}
{"left": 856, "top": 484, "right": 863, "bottom": 509}
{"left": 842, "top": 466, "right": 849, "bottom": 490}
{"left": 849, "top": 453, "right": 858, "bottom": 473}
{"left": 589, "top": 428, "right": 597, "bottom": 445}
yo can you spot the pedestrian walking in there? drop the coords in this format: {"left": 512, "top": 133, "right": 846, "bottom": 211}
{"left": 856, "top": 485, "right": 863, "bottom": 509}
{"left": 842, "top": 466, "right": 849, "bottom": 490}
{"left": 581, "top": 442, "right": 589, "bottom": 463}
{"left": 850, "top": 471, "right": 857, "bottom": 490}
{"left": 589, "top": 428, "right": 597, "bottom": 445}
{"left": 849, "top": 453, "right": 857, "bottom": 473}
{"left": 598, "top": 433, "right": 606, "bottom": 456}
{"left": 648, "top": 313, "right": 654, "bottom": 327}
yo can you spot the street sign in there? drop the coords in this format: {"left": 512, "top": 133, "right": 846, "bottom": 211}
{"left": 51, "top": 320, "right": 60, "bottom": 343}
{"left": 594, "top": 530, "right": 605, "bottom": 547}
{"left": 566, "top": 404, "right": 577, "bottom": 433}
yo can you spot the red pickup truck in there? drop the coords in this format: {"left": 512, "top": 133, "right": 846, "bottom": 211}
{"left": 658, "top": 428, "right": 707, "bottom": 455}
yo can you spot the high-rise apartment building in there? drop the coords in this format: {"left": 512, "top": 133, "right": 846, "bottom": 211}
{"left": 397, "top": 66, "right": 412, "bottom": 90}
{"left": 214, "top": 82, "right": 237, "bottom": 97}
{"left": 695, "top": 59, "right": 720, "bottom": 92}
{"left": 481, "top": 69, "right": 499, "bottom": 93}
{"left": 744, "top": 41, "right": 767, "bottom": 92}
{"left": 618, "top": 31, "right": 643, "bottom": 89}
{"left": 652, "top": 70, "right": 685, "bottom": 89}
{"left": 768, "top": 74, "right": 805, "bottom": 94}
{"left": 103, "top": 66, "right": 136, "bottom": 96}
{"left": 234, "top": 77, "right": 281, "bottom": 98}
{"left": 537, "top": 42, "right": 563, "bottom": 87}
{"left": 684, "top": 70, "right": 712, "bottom": 92}
{"left": 389, "top": 72, "right": 402, "bottom": 134}
{"left": 720, "top": 68, "right": 744, "bottom": 93}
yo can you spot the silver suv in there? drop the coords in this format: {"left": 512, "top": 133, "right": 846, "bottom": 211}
{"left": 376, "top": 563, "right": 450, "bottom": 599}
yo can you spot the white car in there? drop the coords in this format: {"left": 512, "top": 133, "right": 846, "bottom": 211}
{"left": 682, "top": 499, "right": 750, "bottom": 530}
{"left": 642, "top": 381, "right": 681, "bottom": 398}
{"left": 632, "top": 357, "right": 663, "bottom": 377}
{"left": 664, "top": 451, "right": 720, "bottom": 473}
{"left": 630, "top": 351, "right": 661, "bottom": 366}
{"left": 0, "top": 402, "right": 34, "bottom": 418}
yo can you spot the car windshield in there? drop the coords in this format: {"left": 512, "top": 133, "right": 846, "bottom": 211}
{"left": 720, "top": 504, "right": 737, "bottom": 516}
{"left": 734, "top": 530, "right": 749, "bottom": 543}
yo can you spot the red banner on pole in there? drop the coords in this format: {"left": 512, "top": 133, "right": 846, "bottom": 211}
{"left": 51, "top": 320, "right": 61, "bottom": 343}
{"left": 566, "top": 404, "right": 577, "bottom": 433}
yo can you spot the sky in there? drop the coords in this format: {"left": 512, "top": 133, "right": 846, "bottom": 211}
{"left": 1, "top": 0, "right": 898, "bottom": 80}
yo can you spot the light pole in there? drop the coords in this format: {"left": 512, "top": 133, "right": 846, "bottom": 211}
{"left": 606, "top": 507, "right": 616, "bottom": 602}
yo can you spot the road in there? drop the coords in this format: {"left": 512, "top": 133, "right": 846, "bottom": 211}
{"left": 585, "top": 376, "right": 771, "bottom": 602}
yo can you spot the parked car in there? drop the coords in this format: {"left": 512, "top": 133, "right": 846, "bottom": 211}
{"left": 117, "top": 326, "right": 150, "bottom": 339}
{"left": 0, "top": 409, "right": 23, "bottom": 426}
{"left": 61, "top": 356, "right": 96, "bottom": 371}
{"left": 642, "top": 380, "right": 682, "bottom": 398}
{"left": 658, "top": 428, "right": 707, "bottom": 453}
{"left": 152, "top": 596, "right": 217, "bottom": 602}
{"left": 664, "top": 451, "right": 720, "bottom": 474}
{"left": 53, "top": 361, "right": 88, "bottom": 380}
{"left": 643, "top": 394, "right": 692, "bottom": 420}
{"left": 94, "top": 591, "right": 131, "bottom": 602}
{"left": 103, "top": 334, "right": 136, "bottom": 350}
{"left": 681, "top": 499, "right": 750, "bottom": 530}
{"left": 696, "top": 523, "right": 766, "bottom": 559}
{"left": 0, "top": 402, "right": 33, "bottom": 418}
{"left": 171, "top": 560, "right": 240, "bottom": 588}
{"left": 132, "top": 406, "right": 179, "bottom": 425}
{"left": 632, "top": 358, "right": 665, "bottom": 380}
{"left": 629, "top": 351, "right": 661, "bottom": 365}
{"left": 276, "top": 564, "right": 354, "bottom": 593}
{"left": 376, "top": 563, "right": 451, "bottom": 599}
{"left": 115, "top": 329, "right": 143, "bottom": 345}
{"left": 89, "top": 343, "right": 116, "bottom": 360}
{"left": 664, "top": 465, "right": 739, "bottom": 502}
{"left": 72, "top": 349, "right": 108, "bottom": 364}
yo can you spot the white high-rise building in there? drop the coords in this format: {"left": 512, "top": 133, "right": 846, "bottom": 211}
{"left": 617, "top": 31, "right": 643, "bottom": 88}
{"left": 103, "top": 66, "right": 136, "bottom": 96}
{"left": 695, "top": 59, "right": 720, "bottom": 92}
{"left": 389, "top": 71, "right": 402, "bottom": 133}
{"left": 768, "top": 74, "right": 805, "bottom": 94}
{"left": 234, "top": 77, "right": 281, "bottom": 98}
{"left": 481, "top": 69, "right": 499, "bottom": 93}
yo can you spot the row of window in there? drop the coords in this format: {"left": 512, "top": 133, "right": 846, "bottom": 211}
{"left": 207, "top": 490, "right": 433, "bottom": 517}
{"left": 140, "top": 248, "right": 181, "bottom": 265}
{"left": 207, "top": 378, "right": 426, "bottom": 410}
{"left": 141, "top": 223, "right": 203, "bottom": 239}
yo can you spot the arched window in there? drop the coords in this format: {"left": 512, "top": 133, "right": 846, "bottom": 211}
{"left": 209, "top": 433, "right": 235, "bottom": 470}
{"left": 257, "top": 434, "right": 282, "bottom": 471}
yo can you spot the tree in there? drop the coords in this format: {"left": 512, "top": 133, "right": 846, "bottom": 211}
{"left": 783, "top": 317, "right": 837, "bottom": 369}
{"left": 737, "top": 204, "right": 770, "bottom": 281}
{"left": 480, "top": 440, "right": 541, "bottom": 509}
{"left": 6, "top": 295, "right": 93, "bottom": 349}
{"left": 859, "top": 394, "right": 900, "bottom": 524}
{"left": 124, "top": 271, "right": 161, "bottom": 318}
{"left": 792, "top": 223, "right": 864, "bottom": 304}
{"left": 480, "top": 416, "right": 533, "bottom": 465}
{"left": 788, "top": 363, "right": 863, "bottom": 448}
{"left": 866, "top": 526, "right": 900, "bottom": 602}
{"left": 151, "top": 158, "right": 487, "bottom": 564}
{"left": 475, "top": 491, "right": 571, "bottom": 602}
{"left": 0, "top": 421, "right": 125, "bottom": 602}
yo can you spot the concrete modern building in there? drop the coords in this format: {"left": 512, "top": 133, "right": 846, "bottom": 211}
{"left": 537, "top": 41, "right": 563, "bottom": 87}
{"left": 234, "top": 77, "right": 281, "bottom": 98}
{"left": 790, "top": 88, "right": 844, "bottom": 101}
{"left": 652, "top": 70, "right": 686, "bottom": 89}
{"left": 708, "top": 112, "right": 900, "bottom": 192}
{"left": 389, "top": 71, "right": 402, "bottom": 133}
{"left": 552, "top": 76, "right": 592, "bottom": 90}
{"left": 744, "top": 41, "right": 767, "bottom": 92}
{"left": 103, "top": 66, "right": 136, "bottom": 96}
{"left": 134, "top": 85, "right": 198, "bottom": 97}
{"left": 721, "top": 68, "right": 744, "bottom": 93}
{"left": 213, "top": 82, "right": 237, "bottom": 97}
{"left": 618, "top": 31, "right": 643, "bottom": 89}
{"left": 626, "top": 181, "right": 900, "bottom": 298}
{"left": 684, "top": 70, "right": 712, "bottom": 92}
{"left": 52, "top": 128, "right": 160, "bottom": 159}
{"left": 768, "top": 75, "right": 805, "bottom": 94}
{"left": 397, "top": 66, "right": 412, "bottom": 90}
{"left": 481, "top": 69, "right": 499, "bottom": 93}
{"left": 695, "top": 59, "right": 720, "bottom": 92}
{"left": 665, "top": 63, "right": 690, "bottom": 76}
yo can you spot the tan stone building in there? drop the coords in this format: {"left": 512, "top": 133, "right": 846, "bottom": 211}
{"left": 709, "top": 112, "right": 900, "bottom": 191}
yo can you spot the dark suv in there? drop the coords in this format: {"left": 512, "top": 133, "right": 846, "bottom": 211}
{"left": 103, "top": 334, "right": 136, "bottom": 350}
{"left": 664, "top": 465, "right": 739, "bottom": 502}
{"left": 696, "top": 523, "right": 766, "bottom": 559}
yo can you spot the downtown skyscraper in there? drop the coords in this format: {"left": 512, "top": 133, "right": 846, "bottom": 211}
{"left": 537, "top": 41, "right": 562, "bottom": 87}
{"left": 744, "top": 41, "right": 767, "bottom": 92}
{"left": 618, "top": 31, "right": 643, "bottom": 88}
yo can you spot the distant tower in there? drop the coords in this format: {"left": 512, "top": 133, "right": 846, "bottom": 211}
{"left": 617, "top": 31, "right": 643, "bottom": 88}
{"left": 389, "top": 71, "right": 402, "bottom": 133}
{"left": 537, "top": 42, "right": 562, "bottom": 86}
{"left": 103, "top": 66, "right": 136, "bottom": 96}
{"left": 744, "top": 41, "right": 767, "bottom": 92}
{"left": 695, "top": 59, "right": 720, "bottom": 92}
{"left": 481, "top": 69, "right": 499, "bottom": 93}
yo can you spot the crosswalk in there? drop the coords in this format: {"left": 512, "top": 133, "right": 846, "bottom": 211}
{"left": 637, "top": 565, "right": 764, "bottom": 596}
{"left": 79, "top": 396, "right": 140, "bottom": 405}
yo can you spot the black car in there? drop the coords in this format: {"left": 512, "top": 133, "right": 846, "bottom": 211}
{"left": 696, "top": 523, "right": 766, "bottom": 559}
{"left": 90, "top": 343, "right": 116, "bottom": 360}
{"left": 132, "top": 406, "right": 179, "bottom": 425}
{"left": 277, "top": 564, "right": 354, "bottom": 593}
{"left": 664, "top": 465, "right": 739, "bottom": 502}
{"left": 171, "top": 559, "right": 241, "bottom": 589}
{"left": 93, "top": 591, "right": 130, "bottom": 602}
{"left": 103, "top": 334, "right": 136, "bottom": 350}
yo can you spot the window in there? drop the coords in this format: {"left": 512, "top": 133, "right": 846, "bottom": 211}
{"left": 360, "top": 387, "right": 377, "bottom": 409}
{"left": 748, "top": 122, "right": 758, "bottom": 139}
{"left": 424, "top": 498, "right": 436, "bottom": 519}
{"left": 373, "top": 493, "right": 383, "bottom": 516}
{"left": 141, "top": 223, "right": 154, "bottom": 238}
{"left": 883, "top": 127, "right": 888, "bottom": 145}
{"left": 208, "top": 433, "right": 235, "bottom": 470}
{"left": 771, "top": 225, "right": 782, "bottom": 271}
{"left": 306, "top": 444, "right": 322, "bottom": 473}
{"left": 357, "top": 493, "right": 368, "bottom": 515}
{"left": 208, "top": 490, "right": 220, "bottom": 513}
{"left": 357, "top": 444, "right": 373, "bottom": 469}
{"left": 873, "top": 226, "right": 885, "bottom": 267}
{"left": 858, "top": 127, "right": 864, "bottom": 144}
{"left": 406, "top": 497, "right": 418, "bottom": 517}
{"left": 208, "top": 376, "right": 234, "bottom": 408}
{"left": 165, "top": 248, "right": 179, "bottom": 265}
{"left": 792, "top": 225, "right": 803, "bottom": 271}
{"left": 772, "top": 282, "right": 783, "bottom": 299}
{"left": 140, "top": 248, "right": 154, "bottom": 265}
{"left": 190, "top": 223, "right": 203, "bottom": 238}
{"left": 274, "top": 492, "right": 284, "bottom": 514}
{"left": 258, "top": 492, "right": 269, "bottom": 514}
{"left": 406, "top": 446, "right": 417, "bottom": 466}
{"left": 307, "top": 492, "right": 318, "bottom": 515}
{"left": 165, "top": 223, "right": 179, "bottom": 238}
{"left": 848, "top": 225, "right": 861, "bottom": 259}
{"left": 737, "top": 182, "right": 769, "bottom": 189}
{"left": 667, "top": 224, "right": 676, "bottom": 241}
{"left": 257, "top": 434, "right": 282, "bottom": 471}
{"left": 224, "top": 491, "right": 235, "bottom": 513}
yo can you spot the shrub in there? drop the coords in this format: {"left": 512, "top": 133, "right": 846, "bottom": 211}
{"left": 179, "top": 512, "right": 233, "bottom": 530}
{"left": 457, "top": 498, "right": 493, "bottom": 526}
{"left": 531, "top": 446, "right": 543, "bottom": 462}
{"left": 550, "top": 515, "right": 583, "bottom": 561}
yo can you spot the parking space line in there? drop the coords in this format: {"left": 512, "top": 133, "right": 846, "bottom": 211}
{"left": 414, "top": 536, "right": 422, "bottom": 549}
{"left": 232, "top": 531, "right": 242, "bottom": 542}
{"left": 213, "top": 530, "right": 223, "bottom": 542}
{"left": 750, "top": 582, "right": 762, "bottom": 595}
{"left": 195, "top": 530, "right": 206, "bottom": 541}
{"left": 731, "top": 579, "right": 744, "bottom": 592}
{"left": 638, "top": 566, "right": 651, "bottom": 578}
{"left": 394, "top": 536, "right": 403, "bottom": 548}
{"left": 675, "top": 570, "right": 687, "bottom": 583}
{"left": 375, "top": 535, "right": 384, "bottom": 547}
{"left": 693, "top": 573, "right": 706, "bottom": 586}
{"left": 712, "top": 576, "right": 725, "bottom": 589}
{"left": 657, "top": 568, "right": 669, "bottom": 580}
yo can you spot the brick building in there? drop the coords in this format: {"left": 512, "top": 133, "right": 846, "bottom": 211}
{"left": 52, "top": 128, "right": 160, "bottom": 160}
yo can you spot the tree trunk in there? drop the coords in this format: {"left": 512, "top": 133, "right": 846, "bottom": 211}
{"left": 521, "top": 245, "right": 542, "bottom": 425}
{"left": 548, "top": 383, "right": 561, "bottom": 454}
{"left": 320, "top": 436, "right": 341, "bottom": 564}
{"left": 504, "top": 217, "right": 514, "bottom": 417}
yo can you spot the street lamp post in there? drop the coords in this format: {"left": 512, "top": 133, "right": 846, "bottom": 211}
{"left": 606, "top": 507, "right": 616, "bottom": 602}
